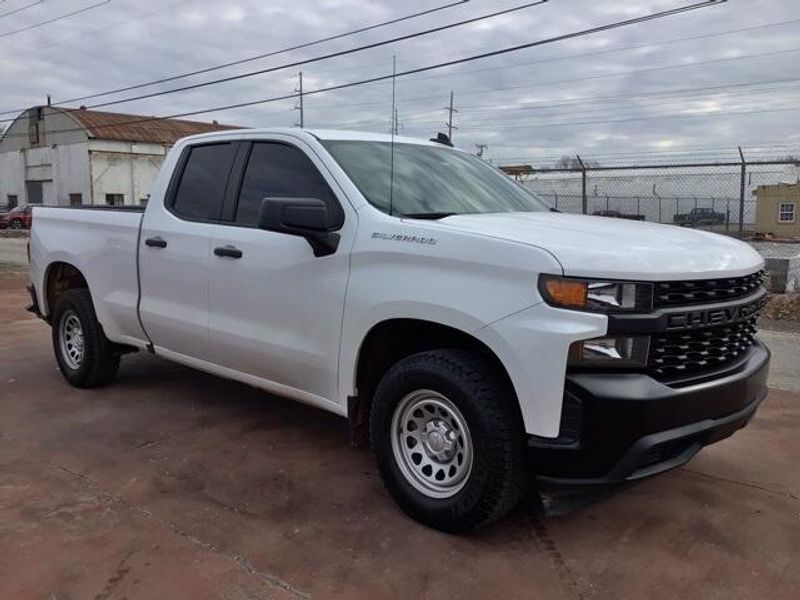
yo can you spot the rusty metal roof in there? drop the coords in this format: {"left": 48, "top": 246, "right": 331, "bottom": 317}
{"left": 64, "top": 108, "right": 240, "bottom": 144}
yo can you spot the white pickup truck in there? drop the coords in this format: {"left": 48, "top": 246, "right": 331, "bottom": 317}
{"left": 28, "top": 129, "right": 769, "bottom": 531}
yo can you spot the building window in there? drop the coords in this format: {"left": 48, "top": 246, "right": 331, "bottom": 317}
{"left": 25, "top": 181, "right": 44, "bottom": 204}
{"left": 69, "top": 193, "right": 83, "bottom": 207}
{"left": 105, "top": 193, "right": 124, "bottom": 206}
{"left": 7, "top": 194, "right": 18, "bottom": 209}
{"left": 778, "top": 202, "right": 796, "bottom": 223}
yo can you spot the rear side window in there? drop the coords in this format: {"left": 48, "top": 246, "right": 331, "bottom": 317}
{"left": 234, "top": 143, "right": 338, "bottom": 226}
{"left": 172, "top": 143, "right": 237, "bottom": 221}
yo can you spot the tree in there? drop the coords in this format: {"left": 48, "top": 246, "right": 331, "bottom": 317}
{"left": 554, "top": 155, "right": 599, "bottom": 169}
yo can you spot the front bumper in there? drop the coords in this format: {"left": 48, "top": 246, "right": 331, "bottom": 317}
{"left": 529, "top": 340, "right": 770, "bottom": 485}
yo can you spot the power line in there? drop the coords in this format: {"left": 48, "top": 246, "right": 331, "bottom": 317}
{"left": 270, "top": 15, "right": 800, "bottom": 101}
{"left": 0, "top": 0, "right": 110, "bottom": 39}
{"left": 274, "top": 36, "right": 800, "bottom": 114}
{"left": 0, "top": 0, "right": 470, "bottom": 117}
{"left": 344, "top": 78, "right": 800, "bottom": 124}
{"left": 392, "top": 18, "right": 800, "bottom": 86}
{"left": 0, "top": 0, "right": 42, "bottom": 19}
{"left": 82, "top": 1, "right": 551, "bottom": 110}
{"left": 292, "top": 52, "right": 800, "bottom": 131}
{"left": 7, "top": 3, "right": 793, "bottom": 120}
{"left": 450, "top": 106, "right": 798, "bottom": 131}
{"left": 54, "top": 0, "right": 473, "bottom": 106}
{"left": 24, "top": 0, "right": 200, "bottom": 53}
{"left": 0, "top": 0, "right": 732, "bottom": 138}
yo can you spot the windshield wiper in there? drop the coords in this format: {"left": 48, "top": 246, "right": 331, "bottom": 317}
{"left": 401, "top": 212, "right": 459, "bottom": 220}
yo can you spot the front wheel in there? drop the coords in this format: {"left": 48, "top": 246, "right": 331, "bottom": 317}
{"left": 10, "top": 219, "right": 24, "bottom": 229}
{"left": 52, "top": 289, "right": 120, "bottom": 388}
{"left": 370, "top": 350, "right": 529, "bottom": 532}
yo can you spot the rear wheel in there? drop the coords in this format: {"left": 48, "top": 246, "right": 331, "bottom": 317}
{"left": 10, "top": 219, "right": 23, "bottom": 229}
{"left": 52, "top": 289, "right": 120, "bottom": 388}
{"left": 370, "top": 349, "right": 529, "bottom": 532}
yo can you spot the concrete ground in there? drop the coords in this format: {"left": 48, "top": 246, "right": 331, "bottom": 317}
{"left": 0, "top": 236, "right": 28, "bottom": 266}
{"left": 1, "top": 268, "right": 798, "bottom": 600}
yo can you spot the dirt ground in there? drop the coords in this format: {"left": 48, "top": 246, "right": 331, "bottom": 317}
{"left": 1, "top": 269, "right": 798, "bottom": 600}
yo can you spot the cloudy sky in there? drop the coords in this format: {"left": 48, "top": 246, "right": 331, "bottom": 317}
{"left": 0, "top": 0, "right": 798, "bottom": 165}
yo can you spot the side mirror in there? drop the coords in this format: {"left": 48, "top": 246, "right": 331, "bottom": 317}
{"left": 258, "top": 197, "right": 341, "bottom": 257}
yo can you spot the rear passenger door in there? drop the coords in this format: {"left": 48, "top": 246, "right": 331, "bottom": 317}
{"left": 207, "top": 139, "right": 352, "bottom": 405}
{"left": 139, "top": 141, "right": 240, "bottom": 360}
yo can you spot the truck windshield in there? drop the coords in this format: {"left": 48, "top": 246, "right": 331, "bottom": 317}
{"left": 322, "top": 140, "right": 549, "bottom": 217}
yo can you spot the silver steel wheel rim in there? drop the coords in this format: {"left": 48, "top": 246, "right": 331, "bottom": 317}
{"left": 391, "top": 389, "right": 473, "bottom": 499}
{"left": 59, "top": 310, "right": 85, "bottom": 370}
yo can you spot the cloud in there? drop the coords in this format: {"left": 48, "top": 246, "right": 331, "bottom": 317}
{"left": 0, "top": 0, "right": 797, "bottom": 165}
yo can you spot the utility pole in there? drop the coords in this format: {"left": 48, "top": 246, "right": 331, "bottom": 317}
{"left": 294, "top": 71, "right": 304, "bottom": 128}
{"left": 444, "top": 91, "right": 457, "bottom": 142}
{"left": 392, "top": 107, "right": 400, "bottom": 135}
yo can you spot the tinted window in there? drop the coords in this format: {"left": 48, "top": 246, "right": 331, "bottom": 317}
{"left": 235, "top": 143, "right": 337, "bottom": 226}
{"left": 173, "top": 143, "right": 237, "bottom": 220}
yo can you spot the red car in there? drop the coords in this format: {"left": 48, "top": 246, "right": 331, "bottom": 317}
{"left": 0, "top": 205, "right": 34, "bottom": 229}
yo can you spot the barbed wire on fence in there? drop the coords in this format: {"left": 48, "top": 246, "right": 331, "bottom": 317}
{"left": 503, "top": 155, "right": 800, "bottom": 234}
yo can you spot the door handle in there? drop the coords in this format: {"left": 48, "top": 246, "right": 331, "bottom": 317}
{"left": 145, "top": 236, "right": 167, "bottom": 248}
{"left": 214, "top": 245, "right": 243, "bottom": 259}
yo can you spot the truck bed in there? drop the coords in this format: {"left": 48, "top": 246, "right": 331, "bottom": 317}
{"left": 29, "top": 205, "right": 148, "bottom": 348}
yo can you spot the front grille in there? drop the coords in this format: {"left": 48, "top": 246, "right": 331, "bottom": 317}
{"left": 648, "top": 316, "right": 758, "bottom": 377}
{"left": 653, "top": 270, "right": 764, "bottom": 308}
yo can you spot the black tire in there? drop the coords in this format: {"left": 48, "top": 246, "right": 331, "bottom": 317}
{"left": 52, "top": 288, "right": 120, "bottom": 388}
{"left": 10, "top": 219, "right": 23, "bottom": 229}
{"left": 370, "top": 349, "right": 529, "bottom": 532}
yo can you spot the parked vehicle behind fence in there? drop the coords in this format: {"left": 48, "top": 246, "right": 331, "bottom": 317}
{"left": 674, "top": 206, "right": 726, "bottom": 227}
{"left": 27, "top": 129, "right": 769, "bottom": 531}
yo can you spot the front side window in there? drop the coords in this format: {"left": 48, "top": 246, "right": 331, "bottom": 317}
{"left": 322, "top": 140, "right": 549, "bottom": 217}
{"left": 778, "top": 202, "right": 796, "bottom": 223}
{"left": 172, "top": 143, "right": 237, "bottom": 221}
{"left": 234, "top": 142, "right": 338, "bottom": 226}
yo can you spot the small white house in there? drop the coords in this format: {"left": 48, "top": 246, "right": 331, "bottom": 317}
{"left": 0, "top": 106, "right": 236, "bottom": 207}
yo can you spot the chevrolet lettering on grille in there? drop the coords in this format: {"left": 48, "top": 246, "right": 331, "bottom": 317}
{"left": 664, "top": 294, "right": 767, "bottom": 331}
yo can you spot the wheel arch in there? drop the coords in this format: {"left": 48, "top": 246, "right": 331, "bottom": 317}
{"left": 348, "top": 318, "right": 520, "bottom": 445}
{"left": 42, "top": 261, "right": 90, "bottom": 321}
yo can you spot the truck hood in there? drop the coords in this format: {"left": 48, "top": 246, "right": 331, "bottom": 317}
{"left": 433, "top": 212, "right": 764, "bottom": 280}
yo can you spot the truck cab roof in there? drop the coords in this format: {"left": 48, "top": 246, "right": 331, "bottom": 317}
{"left": 176, "top": 127, "right": 447, "bottom": 148}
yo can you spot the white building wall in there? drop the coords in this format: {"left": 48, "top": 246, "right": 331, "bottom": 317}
{"left": 54, "top": 143, "right": 91, "bottom": 205}
{"left": 0, "top": 152, "right": 25, "bottom": 207}
{"left": 89, "top": 140, "right": 166, "bottom": 205}
{"left": 2, "top": 110, "right": 172, "bottom": 207}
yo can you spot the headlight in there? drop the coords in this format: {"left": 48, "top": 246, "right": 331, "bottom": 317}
{"left": 568, "top": 336, "right": 650, "bottom": 367}
{"left": 539, "top": 275, "right": 652, "bottom": 313}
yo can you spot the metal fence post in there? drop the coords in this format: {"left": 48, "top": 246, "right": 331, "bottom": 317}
{"left": 725, "top": 201, "right": 730, "bottom": 232}
{"left": 577, "top": 155, "right": 587, "bottom": 214}
{"left": 738, "top": 146, "right": 746, "bottom": 234}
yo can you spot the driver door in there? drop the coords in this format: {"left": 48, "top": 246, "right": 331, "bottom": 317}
{"left": 206, "top": 139, "right": 352, "bottom": 405}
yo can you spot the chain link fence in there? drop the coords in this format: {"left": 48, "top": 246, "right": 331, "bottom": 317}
{"left": 508, "top": 159, "right": 800, "bottom": 235}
